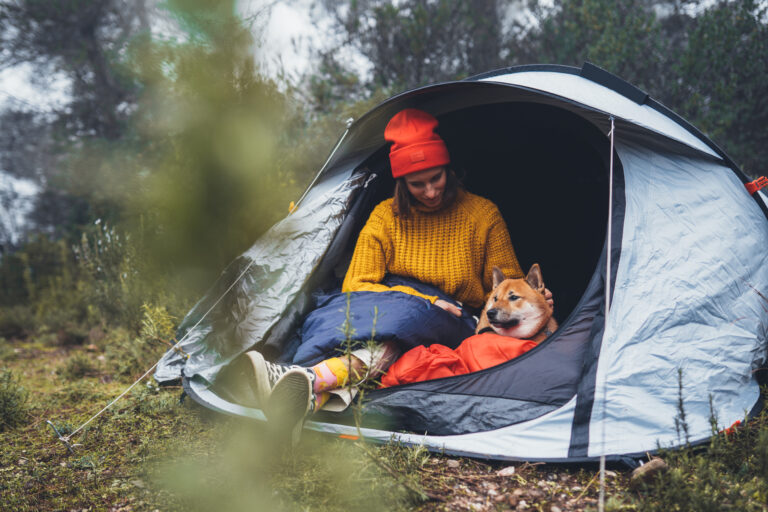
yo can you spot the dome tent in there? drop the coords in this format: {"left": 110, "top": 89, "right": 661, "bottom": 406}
{"left": 155, "top": 63, "right": 768, "bottom": 464}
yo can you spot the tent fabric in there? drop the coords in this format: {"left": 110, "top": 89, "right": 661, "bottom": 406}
{"left": 156, "top": 63, "right": 768, "bottom": 463}
{"left": 154, "top": 170, "right": 366, "bottom": 383}
{"left": 584, "top": 140, "right": 768, "bottom": 456}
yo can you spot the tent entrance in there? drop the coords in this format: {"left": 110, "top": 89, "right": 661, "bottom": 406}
{"left": 303, "top": 102, "right": 618, "bottom": 435}
{"left": 353, "top": 102, "right": 613, "bottom": 322}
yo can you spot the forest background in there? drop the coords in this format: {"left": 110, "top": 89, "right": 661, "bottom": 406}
{"left": 0, "top": 1, "right": 766, "bottom": 510}
{"left": 0, "top": 0, "right": 766, "bottom": 336}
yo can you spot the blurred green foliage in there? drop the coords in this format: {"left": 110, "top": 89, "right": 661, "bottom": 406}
{"left": 0, "top": 0, "right": 332, "bottom": 340}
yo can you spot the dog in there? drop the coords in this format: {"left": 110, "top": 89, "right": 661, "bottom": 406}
{"left": 475, "top": 264, "right": 557, "bottom": 343}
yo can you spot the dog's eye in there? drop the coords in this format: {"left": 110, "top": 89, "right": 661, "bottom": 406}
{"left": 492, "top": 296, "right": 498, "bottom": 302}
{"left": 508, "top": 293, "right": 520, "bottom": 301}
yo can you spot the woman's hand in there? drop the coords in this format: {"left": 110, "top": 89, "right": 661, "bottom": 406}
{"left": 544, "top": 288, "right": 554, "bottom": 308}
{"left": 434, "top": 299, "right": 462, "bottom": 317}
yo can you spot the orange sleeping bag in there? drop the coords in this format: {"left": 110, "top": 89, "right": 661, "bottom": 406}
{"left": 380, "top": 332, "right": 538, "bottom": 387}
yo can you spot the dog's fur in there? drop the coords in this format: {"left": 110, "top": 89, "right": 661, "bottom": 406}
{"left": 476, "top": 264, "right": 557, "bottom": 343}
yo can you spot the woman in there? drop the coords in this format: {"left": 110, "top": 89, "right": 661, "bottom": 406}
{"left": 246, "top": 109, "right": 550, "bottom": 443}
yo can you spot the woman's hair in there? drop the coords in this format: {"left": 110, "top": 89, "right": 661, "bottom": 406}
{"left": 392, "top": 167, "right": 462, "bottom": 218}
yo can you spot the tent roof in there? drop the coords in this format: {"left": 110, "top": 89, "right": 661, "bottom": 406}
{"left": 472, "top": 64, "right": 718, "bottom": 158}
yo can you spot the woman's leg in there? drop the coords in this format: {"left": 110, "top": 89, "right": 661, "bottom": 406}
{"left": 312, "top": 341, "right": 400, "bottom": 409}
{"left": 265, "top": 341, "right": 400, "bottom": 445}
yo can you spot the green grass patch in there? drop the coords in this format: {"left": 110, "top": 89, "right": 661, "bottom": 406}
{"left": 4, "top": 334, "right": 768, "bottom": 511}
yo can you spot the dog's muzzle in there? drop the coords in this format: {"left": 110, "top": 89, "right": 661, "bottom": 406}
{"left": 486, "top": 309, "right": 520, "bottom": 328}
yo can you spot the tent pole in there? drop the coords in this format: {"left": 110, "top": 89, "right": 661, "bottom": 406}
{"left": 293, "top": 117, "right": 355, "bottom": 211}
{"left": 599, "top": 116, "right": 616, "bottom": 512}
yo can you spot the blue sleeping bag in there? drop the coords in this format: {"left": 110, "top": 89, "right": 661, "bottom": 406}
{"left": 288, "top": 275, "right": 477, "bottom": 366}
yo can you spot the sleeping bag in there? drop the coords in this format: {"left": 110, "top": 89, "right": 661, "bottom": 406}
{"left": 380, "top": 331, "right": 538, "bottom": 387}
{"left": 284, "top": 275, "right": 477, "bottom": 366}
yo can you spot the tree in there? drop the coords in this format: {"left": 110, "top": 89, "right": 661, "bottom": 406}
{"left": 0, "top": 0, "right": 152, "bottom": 240}
{"left": 671, "top": 0, "right": 768, "bottom": 177}
{"left": 508, "top": 0, "right": 666, "bottom": 91}
{"left": 313, "top": 0, "right": 521, "bottom": 95}
{"left": 0, "top": 0, "right": 149, "bottom": 140}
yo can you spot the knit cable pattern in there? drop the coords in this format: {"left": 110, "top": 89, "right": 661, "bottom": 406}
{"left": 342, "top": 190, "right": 523, "bottom": 309}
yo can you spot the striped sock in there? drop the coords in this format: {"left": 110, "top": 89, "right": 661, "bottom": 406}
{"left": 311, "top": 358, "right": 349, "bottom": 393}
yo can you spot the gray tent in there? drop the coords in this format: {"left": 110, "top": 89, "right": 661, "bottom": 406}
{"left": 155, "top": 63, "right": 768, "bottom": 463}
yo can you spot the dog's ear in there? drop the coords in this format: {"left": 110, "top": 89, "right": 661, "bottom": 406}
{"left": 525, "top": 263, "right": 545, "bottom": 292}
{"left": 492, "top": 266, "right": 506, "bottom": 288}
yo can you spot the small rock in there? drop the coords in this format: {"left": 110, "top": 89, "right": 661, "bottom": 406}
{"left": 517, "top": 499, "right": 528, "bottom": 510}
{"left": 512, "top": 488, "right": 525, "bottom": 497}
{"left": 547, "top": 473, "right": 558, "bottom": 481}
{"left": 17, "top": 458, "right": 28, "bottom": 466}
{"left": 605, "top": 470, "right": 617, "bottom": 478}
{"left": 571, "top": 486, "right": 582, "bottom": 492}
{"left": 130, "top": 479, "right": 145, "bottom": 488}
{"left": 528, "top": 489, "right": 544, "bottom": 499}
{"left": 446, "top": 459, "right": 460, "bottom": 469}
{"left": 59, "top": 462, "right": 67, "bottom": 467}
{"left": 496, "top": 465, "right": 516, "bottom": 476}
{"left": 630, "top": 457, "right": 669, "bottom": 489}
{"left": 537, "top": 479, "right": 548, "bottom": 488}
{"left": 551, "top": 506, "right": 562, "bottom": 512}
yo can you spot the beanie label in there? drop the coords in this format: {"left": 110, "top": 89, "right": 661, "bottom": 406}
{"left": 410, "top": 150, "right": 425, "bottom": 163}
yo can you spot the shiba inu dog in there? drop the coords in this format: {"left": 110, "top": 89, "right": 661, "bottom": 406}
{"left": 476, "top": 264, "right": 558, "bottom": 343}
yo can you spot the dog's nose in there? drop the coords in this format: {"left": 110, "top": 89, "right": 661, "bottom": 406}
{"left": 486, "top": 308, "right": 498, "bottom": 321}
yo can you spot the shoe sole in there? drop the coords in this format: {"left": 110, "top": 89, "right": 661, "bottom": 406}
{"left": 265, "top": 369, "right": 312, "bottom": 446}
{"left": 244, "top": 351, "right": 272, "bottom": 407}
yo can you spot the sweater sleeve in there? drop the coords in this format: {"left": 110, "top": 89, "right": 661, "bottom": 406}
{"left": 482, "top": 206, "right": 524, "bottom": 293}
{"left": 342, "top": 205, "right": 439, "bottom": 303}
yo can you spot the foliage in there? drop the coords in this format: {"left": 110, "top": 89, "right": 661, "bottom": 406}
{"left": 510, "top": 0, "right": 665, "bottom": 90}
{"left": 57, "top": 352, "right": 100, "bottom": 381}
{"left": 0, "top": 368, "right": 29, "bottom": 431}
{"left": 315, "top": 0, "right": 513, "bottom": 93}
{"left": 629, "top": 412, "right": 768, "bottom": 511}
{"left": 670, "top": 0, "right": 768, "bottom": 176}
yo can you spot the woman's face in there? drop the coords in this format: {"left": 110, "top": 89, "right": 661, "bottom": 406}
{"left": 404, "top": 166, "right": 447, "bottom": 208}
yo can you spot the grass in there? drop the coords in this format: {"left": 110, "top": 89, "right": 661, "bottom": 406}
{"left": 2, "top": 333, "right": 768, "bottom": 511}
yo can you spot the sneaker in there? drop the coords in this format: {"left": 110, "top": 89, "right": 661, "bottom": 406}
{"left": 265, "top": 367, "right": 316, "bottom": 446}
{"left": 235, "top": 351, "right": 302, "bottom": 408}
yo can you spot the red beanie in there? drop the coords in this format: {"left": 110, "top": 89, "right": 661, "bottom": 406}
{"left": 384, "top": 109, "right": 450, "bottom": 178}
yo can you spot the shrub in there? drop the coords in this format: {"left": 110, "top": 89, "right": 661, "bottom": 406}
{"left": 0, "top": 369, "right": 29, "bottom": 431}
{"left": 0, "top": 305, "right": 35, "bottom": 339}
{"left": 57, "top": 353, "right": 100, "bottom": 380}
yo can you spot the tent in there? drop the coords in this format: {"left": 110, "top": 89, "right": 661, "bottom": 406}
{"left": 155, "top": 63, "right": 768, "bottom": 464}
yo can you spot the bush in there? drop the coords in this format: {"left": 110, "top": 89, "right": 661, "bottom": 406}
{"left": 0, "top": 369, "right": 29, "bottom": 431}
{"left": 57, "top": 353, "right": 100, "bottom": 380}
{"left": 0, "top": 305, "right": 35, "bottom": 339}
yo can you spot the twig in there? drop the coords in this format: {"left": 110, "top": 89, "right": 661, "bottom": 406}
{"left": 575, "top": 472, "right": 599, "bottom": 501}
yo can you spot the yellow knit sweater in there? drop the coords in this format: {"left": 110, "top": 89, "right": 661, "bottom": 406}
{"left": 341, "top": 189, "right": 523, "bottom": 310}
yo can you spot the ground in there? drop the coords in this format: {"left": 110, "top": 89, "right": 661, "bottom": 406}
{"left": 1, "top": 336, "right": 766, "bottom": 511}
